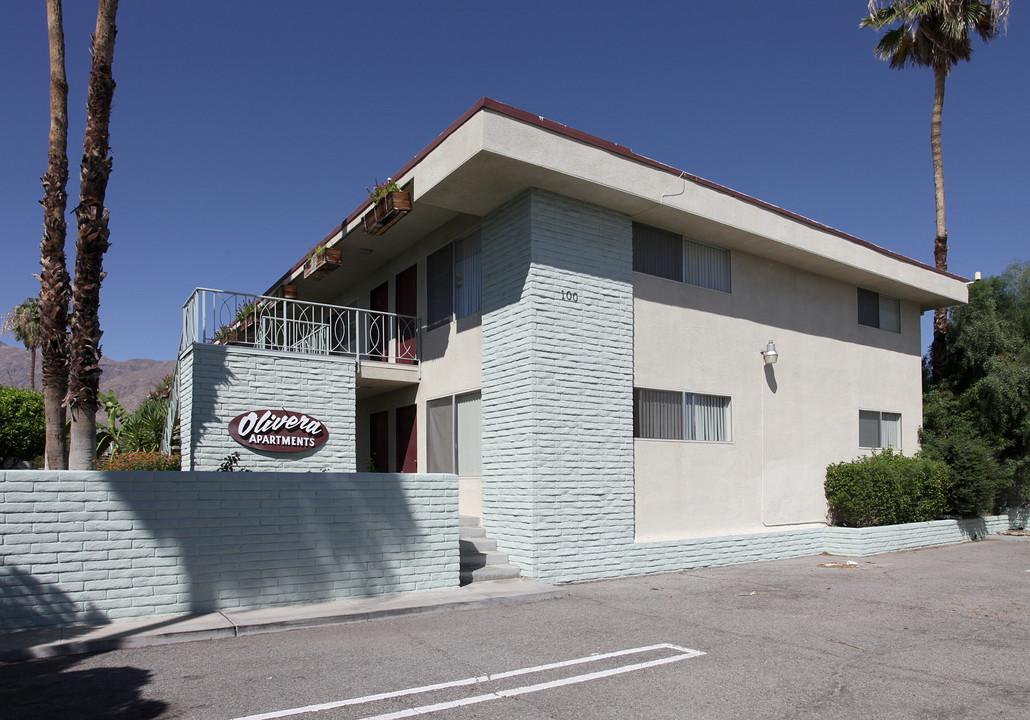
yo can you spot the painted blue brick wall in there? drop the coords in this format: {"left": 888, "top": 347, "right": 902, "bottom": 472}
{"left": 481, "top": 189, "right": 635, "bottom": 581}
{"left": 184, "top": 344, "right": 356, "bottom": 472}
{"left": 0, "top": 470, "right": 458, "bottom": 631}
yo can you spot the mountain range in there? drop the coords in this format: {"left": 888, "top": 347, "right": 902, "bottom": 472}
{"left": 0, "top": 340, "right": 176, "bottom": 415}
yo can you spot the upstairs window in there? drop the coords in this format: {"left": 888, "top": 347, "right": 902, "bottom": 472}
{"left": 633, "top": 223, "right": 731, "bottom": 293}
{"left": 859, "top": 410, "right": 901, "bottom": 449}
{"left": 858, "top": 288, "right": 900, "bottom": 333}
{"left": 428, "top": 229, "right": 482, "bottom": 328}
{"left": 634, "top": 388, "right": 732, "bottom": 443}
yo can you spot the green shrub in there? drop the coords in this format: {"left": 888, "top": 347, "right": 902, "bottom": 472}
{"left": 0, "top": 386, "right": 45, "bottom": 464}
{"left": 825, "top": 449, "right": 948, "bottom": 527}
{"left": 96, "top": 452, "right": 180, "bottom": 472}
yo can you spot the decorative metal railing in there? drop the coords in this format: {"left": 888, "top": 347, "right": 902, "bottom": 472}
{"left": 179, "top": 288, "right": 420, "bottom": 365}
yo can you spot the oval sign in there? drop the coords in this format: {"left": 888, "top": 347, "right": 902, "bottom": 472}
{"left": 228, "top": 409, "right": 328, "bottom": 453}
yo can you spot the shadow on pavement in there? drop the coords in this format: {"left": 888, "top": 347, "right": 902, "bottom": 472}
{"left": 0, "top": 655, "right": 167, "bottom": 720}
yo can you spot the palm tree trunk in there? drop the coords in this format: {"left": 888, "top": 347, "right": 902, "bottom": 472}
{"left": 68, "top": 0, "right": 119, "bottom": 470}
{"left": 29, "top": 348, "right": 37, "bottom": 391}
{"left": 40, "top": 0, "right": 70, "bottom": 469}
{"left": 930, "top": 63, "right": 949, "bottom": 383}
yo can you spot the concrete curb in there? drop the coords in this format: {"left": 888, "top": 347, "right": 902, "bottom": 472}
{"left": 0, "top": 579, "right": 568, "bottom": 663}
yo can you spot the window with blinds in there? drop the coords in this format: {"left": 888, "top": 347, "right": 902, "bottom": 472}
{"left": 857, "top": 288, "right": 901, "bottom": 333}
{"left": 634, "top": 388, "right": 732, "bottom": 442}
{"left": 632, "top": 223, "right": 731, "bottom": 293}
{"left": 427, "top": 391, "right": 482, "bottom": 476}
{"left": 427, "top": 229, "right": 482, "bottom": 329}
{"left": 859, "top": 410, "right": 901, "bottom": 449}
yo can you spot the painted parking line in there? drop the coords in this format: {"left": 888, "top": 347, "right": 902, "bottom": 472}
{"left": 232, "top": 643, "right": 706, "bottom": 720}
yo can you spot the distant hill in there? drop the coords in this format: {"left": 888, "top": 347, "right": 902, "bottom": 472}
{"left": 0, "top": 340, "right": 176, "bottom": 415}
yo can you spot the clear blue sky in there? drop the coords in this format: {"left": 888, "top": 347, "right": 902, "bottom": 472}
{"left": 2, "top": 1, "right": 1027, "bottom": 361}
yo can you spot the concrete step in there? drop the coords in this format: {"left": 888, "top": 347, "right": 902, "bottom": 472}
{"left": 459, "top": 525, "right": 487, "bottom": 540}
{"left": 459, "top": 515, "right": 481, "bottom": 527}
{"left": 459, "top": 537, "right": 497, "bottom": 553}
{"left": 460, "top": 564, "right": 522, "bottom": 586}
{"left": 460, "top": 550, "right": 510, "bottom": 570}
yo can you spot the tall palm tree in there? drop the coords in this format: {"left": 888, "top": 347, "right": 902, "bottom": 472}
{"left": 39, "top": 0, "right": 71, "bottom": 469}
{"left": 861, "top": 0, "right": 1009, "bottom": 382}
{"left": 1, "top": 298, "right": 41, "bottom": 390}
{"left": 68, "top": 0, "right": 119, "bottom": 470}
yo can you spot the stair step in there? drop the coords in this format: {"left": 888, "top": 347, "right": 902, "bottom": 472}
{"left": 459, "top": 515, "right": 481, "bottom": 527}
{"left": 460, "top": 564, "right": 522, "bottom": 586}
{"left": 460, "top": 550, "right": 509, "bottom": 570}
{"left": 459, "top": 537, "right": 497, "bottom": 553}
{"left": 459, "top": 526, "right": 487, "bottom": 539}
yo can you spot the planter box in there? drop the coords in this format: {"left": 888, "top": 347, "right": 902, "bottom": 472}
{"left": 303, "top": 248, "right": 343, "bottom": 280}
{"left": 362, "top": 191, "right": 412, "bottom": 237}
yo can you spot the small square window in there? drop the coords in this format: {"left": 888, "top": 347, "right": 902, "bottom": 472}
{"left": 858, "top": 288, "right": 900, "bottom": 333}
{"left": 859, "top": 410, "right": 901, "bottom": 449}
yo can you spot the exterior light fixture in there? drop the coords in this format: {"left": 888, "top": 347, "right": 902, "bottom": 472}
{"left": 761, "top": 340, "right": 778, "bottom": 365}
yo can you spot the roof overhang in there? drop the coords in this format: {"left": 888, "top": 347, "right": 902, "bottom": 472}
{"left": 272, "top": 99, "right": 967, "bottom": 312}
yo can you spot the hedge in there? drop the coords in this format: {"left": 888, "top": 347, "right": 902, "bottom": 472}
{"left": 825, "top": 449, "right": 948, "bottom": 528}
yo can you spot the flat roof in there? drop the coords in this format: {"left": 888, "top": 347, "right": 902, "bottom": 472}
{"left": 268, "top": 98, "right": 967, "bottom": 311}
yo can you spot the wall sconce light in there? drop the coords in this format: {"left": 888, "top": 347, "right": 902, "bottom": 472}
{"left": 761, "top": 340, "right": 778, "bottom": 365}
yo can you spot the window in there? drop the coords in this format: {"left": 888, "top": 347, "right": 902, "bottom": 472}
{"left": 632, "top": 223, "right": 731, "bottom": 292}
{"left": 634, "top": 388, "right": 731, "bottom": 442}
{"left": 859, "top": 410, "right": 901, "bottom": 449}
{"left": 427, "top": 229, "right": 482, "bottom": 328}
{"left": 857, "top": 288, "right": 900, "bottom": 333}
{"left": 427, "top": 391, "right": 482, "bottom": 475}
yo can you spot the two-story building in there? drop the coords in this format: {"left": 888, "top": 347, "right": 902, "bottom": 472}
{"left": 169, "top": 98, "right": 967, "bottom": 584}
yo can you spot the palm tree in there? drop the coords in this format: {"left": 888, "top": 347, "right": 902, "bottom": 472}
{"left": 39, "top": 0, "right": 71, "bottom": 469}
{"left": 67, "top": 0, "right": 119, "bottom": 469}
{"left": 1, "top": 298, "right": 41, "bottom": 390}
{"left": 861, "top": 0, "right": 1009, "bottom": 382}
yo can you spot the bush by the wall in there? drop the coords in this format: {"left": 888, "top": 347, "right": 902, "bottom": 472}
{"left": 96, "top": 452, "right": 180, "bottom": 472}
{"left": 825, "top": 450, "right": 948, "bottom": 527}
{"left": 0, "top": 386, "right": 45, "bottom": 465}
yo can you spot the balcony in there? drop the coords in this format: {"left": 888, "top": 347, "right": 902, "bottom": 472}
{"left": 179, "top": 288, "right": 420, "bottom": 374}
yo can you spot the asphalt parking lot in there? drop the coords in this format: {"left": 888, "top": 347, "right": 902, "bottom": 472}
{"left": 3, "top": 535, "right": 1028, "bottom": 719}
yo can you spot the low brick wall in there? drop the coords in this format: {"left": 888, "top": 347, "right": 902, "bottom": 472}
{"left": 0, "top": 470, "right": 458, "bottom": 632}
{"left": 823, "top": 515, "right": 1010, "bottom": 557}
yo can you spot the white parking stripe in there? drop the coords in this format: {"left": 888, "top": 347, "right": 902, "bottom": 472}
{"left": 232, "top": 643, "right": 705, "bottom": 720}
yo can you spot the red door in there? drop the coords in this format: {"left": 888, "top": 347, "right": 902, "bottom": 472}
{"left": 368, "top": 281, "right": 389, "bottom": 362}
{"left": 396, "top": 404, "right": 417, "bottom": 473}
{"left": 369, "top": 410, "right": 389, "bottom": 472}
{"left": 395, "top": 264, "right": 417, "bottom": 364}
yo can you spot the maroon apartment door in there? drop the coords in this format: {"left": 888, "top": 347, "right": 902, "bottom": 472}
{"left": 369, "top": 281, "right": 389, "bottom": 362}
{"left": 369, "top": 410, "right": 389, "bottom": 472}
{"left": 396, "top": 404, "right": 417, "bottom": 473}
{"left": 395, "top": 264, "right": 417, "bottom": 364}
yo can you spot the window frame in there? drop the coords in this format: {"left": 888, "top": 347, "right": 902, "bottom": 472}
{"left": 426, "top": 228, "right": 482, "bottom": 330}
{"left": 426, "top": 390, "right": 482, "bottom": 476}
{"left": 632, "top": 223, "right": 731, "bottom": 293}
{"left": 857, "top": 288, "right": 901, "bottom": 333}
{"left": 858, "top": 409, "right": 902, "bottom": 449}
{"left": 634, "top": 387, "right": 733, "bottom": 443}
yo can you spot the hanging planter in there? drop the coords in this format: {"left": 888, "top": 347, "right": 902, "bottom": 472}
{"left": 362, "top": 179, "right": 412, "bottom": 237}
{"left": 303, "top": 247, "right": 343, "bottom": 280}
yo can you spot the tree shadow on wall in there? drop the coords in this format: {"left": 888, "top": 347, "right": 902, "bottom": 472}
{"left": 0, "top": 654, "right": 167, "bottom": 720}
{"left": 0, "top": 566, "right": 107, "bottom": 633}
{"left": 108, "top": 472, "right": 426, "bottom": 615}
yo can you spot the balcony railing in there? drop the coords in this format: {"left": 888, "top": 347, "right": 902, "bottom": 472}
{"left": 180, "top": 288, "right": 420, "bottom": 365}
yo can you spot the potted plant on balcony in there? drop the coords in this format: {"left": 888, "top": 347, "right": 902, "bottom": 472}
{"left": 362, "top": 178, "right": 412, "bottom": 237}
{"left": 303, "top": 243, "right": 343, "bottom": 280}
{"left": 213, "top": 324, "right": 238, "bottom": 345}
{"left": 236, "top": 299, "right": 262, "bottom": 329}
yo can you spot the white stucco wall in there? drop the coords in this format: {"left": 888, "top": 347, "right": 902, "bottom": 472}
{"left": 634, "top": 250, "right": 924, "bottom": 541}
